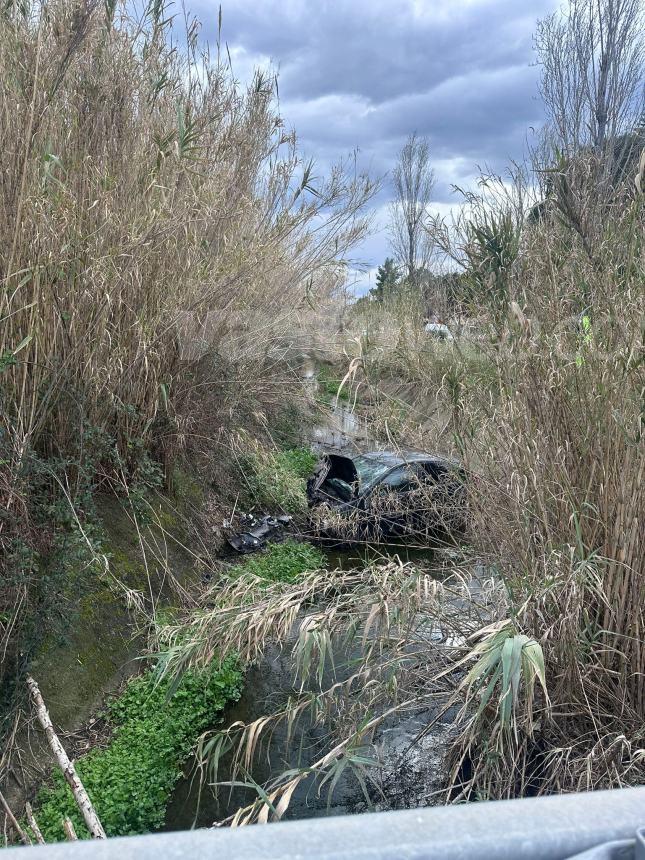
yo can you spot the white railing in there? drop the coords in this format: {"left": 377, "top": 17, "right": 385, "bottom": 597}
{"left": 5, "top": 787, "right": 645, "bottom": 859}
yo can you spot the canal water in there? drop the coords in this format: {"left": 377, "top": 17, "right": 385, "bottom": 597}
{"left": 163, "top": 540, "right": 470, "bottom": 831}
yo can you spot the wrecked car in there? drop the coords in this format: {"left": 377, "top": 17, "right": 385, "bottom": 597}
{"left": 424, "top": 322, "right": 454, "bottom": 341}
{"left": 306, "top": 450, "right": 466, "bottom": 543}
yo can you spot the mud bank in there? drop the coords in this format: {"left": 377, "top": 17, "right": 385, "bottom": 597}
{"left": 2, "top": 491, "right": 202, "bottom": 815}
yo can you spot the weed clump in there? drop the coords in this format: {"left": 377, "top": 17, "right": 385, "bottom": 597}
{"left": 237, "top": 444, "right": 318, "bottom": 514}
{"left": 229, "top": 540, "right": 326, "bottom": 584}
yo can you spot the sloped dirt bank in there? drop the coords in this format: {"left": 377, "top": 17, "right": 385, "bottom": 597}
{"left": 1, "top": 492, "right": 202, "bottom": 821}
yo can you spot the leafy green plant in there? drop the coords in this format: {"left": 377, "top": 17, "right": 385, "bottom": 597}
{"left": 228, "top": 540, "right": 326, "bottom": 584}
{"left": 316, "top": 366, "right": 351, "bottom": 404}
{"left": 464, "top": 209, "right": 521, "bottom": 314}
{"left": 274, "top": 448, "right": 318, "bottom": 481}
{"left": 460, "top": 620, "right": 549, "bottom": 737}
{"left": 238, "top": 444, "right": 318, "bottom": 514}
{"left": 31, "top": 659, "right": 243, "bottom": 841}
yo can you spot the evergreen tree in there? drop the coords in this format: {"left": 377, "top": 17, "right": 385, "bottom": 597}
{"left": 370, "top": 257, "right": 400, "bottom": 301}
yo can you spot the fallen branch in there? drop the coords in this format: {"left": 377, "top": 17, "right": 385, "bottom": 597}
{"left": 0, "top": 789, "right": 31, "bottom": 845}
{"left": 63, "top": 817, "right": 78, "bottom": 841}
{"left": 25, "top": 802, "right": 45, "bottom": 845}
{"left": 26, "top": 675, "right": 106, "bottom": 839}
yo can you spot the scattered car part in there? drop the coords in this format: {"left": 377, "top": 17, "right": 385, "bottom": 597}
{"left": 227, "top": 513, "right": 293, "bottom": 553}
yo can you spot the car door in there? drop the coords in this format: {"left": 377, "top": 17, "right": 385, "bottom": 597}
{"left": 368, "top": 465, "right": 422, "bottom": 536}
{"left": 411, "top": 460, "right": 468, "bottom": 539}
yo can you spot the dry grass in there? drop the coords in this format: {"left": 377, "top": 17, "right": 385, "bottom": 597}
{"left": 345, "top": 153, "right": 643, "bottom": 799}
{"left": 0, "top": 0, "right": 373, "bottom": 467}
{"left": 388, "top": 157, "right": 645, "bottom": 798}
{"left": 0, "top": 0, "right": 375, "bottom": 720}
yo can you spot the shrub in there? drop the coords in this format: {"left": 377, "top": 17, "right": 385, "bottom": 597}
{"left": 238, "top": 443, "right": 318, "bottom": 514}
{"left": 32, "top": 659, "right": 243, "bottom": 840}
{"left": 228, "top": 540, "right": 326, "bottom": 584}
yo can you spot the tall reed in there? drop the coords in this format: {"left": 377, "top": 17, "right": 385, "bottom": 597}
{"left": 0, "top": 0, "right": 374, "bottom": 697}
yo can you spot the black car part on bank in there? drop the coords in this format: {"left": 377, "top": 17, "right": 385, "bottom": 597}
{"left": 227, "top": 513, "right": 293, "bottom": 553}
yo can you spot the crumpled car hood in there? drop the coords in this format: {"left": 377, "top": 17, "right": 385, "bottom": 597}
{"left": 307, "top": 453, "right": 359, "bottom": 506}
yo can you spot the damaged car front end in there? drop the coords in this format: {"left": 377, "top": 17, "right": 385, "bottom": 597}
{"left": 306, "top": 450, "right": 466, "bottom": 544}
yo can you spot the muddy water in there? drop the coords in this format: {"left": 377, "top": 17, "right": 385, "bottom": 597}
{"left": 165, "top": 662, "right": 456, "bottom": 831}
{"left": 164, "top": 642, "right": 370, "bottom": 829}
{"left": 322, "top": 541, "right": 438, "bottom": 571}
{"left": 163, "top": 540, "right": 459, "bottom": 831}
{"left": 164, "top": 641, "right": 454, "bottom": 831}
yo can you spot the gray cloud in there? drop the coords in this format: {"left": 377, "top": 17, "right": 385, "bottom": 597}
{"left": 190, "top": 0, "right": 559, "bottom": 289}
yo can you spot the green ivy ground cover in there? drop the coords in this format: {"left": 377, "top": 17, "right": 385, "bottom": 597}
{"left": 31, "top": 658, "right": 243, "bottom": 840}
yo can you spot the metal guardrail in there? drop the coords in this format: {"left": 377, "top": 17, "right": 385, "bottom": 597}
{"left": 5, "top": 787, "right": 645, "bottom": 859}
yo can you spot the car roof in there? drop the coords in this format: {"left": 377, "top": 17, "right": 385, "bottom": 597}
{"left": 354, "top": 450, "right": 457, "bottom": 468}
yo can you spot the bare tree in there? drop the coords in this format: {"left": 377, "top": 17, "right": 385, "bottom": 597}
{"left": 535, "top": 0, "right": 644, "bottom": 162}
{"left": 533, "top": 0, "right": 644, "bottom": 260}
{"left": 390, "top": 133, "right": 435, "bottom": 287}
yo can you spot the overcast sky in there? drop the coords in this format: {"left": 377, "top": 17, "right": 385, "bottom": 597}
{"left": 189, "top": 0, "right": 559, "bottom": 294}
